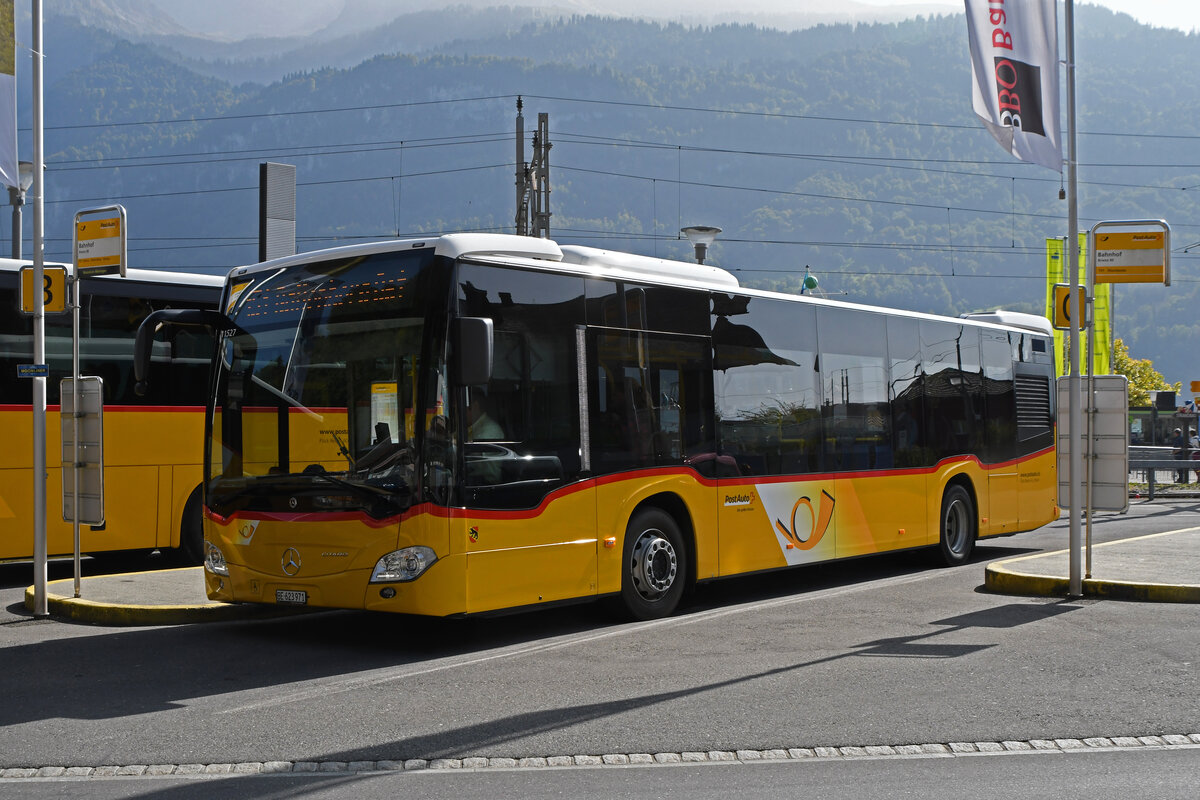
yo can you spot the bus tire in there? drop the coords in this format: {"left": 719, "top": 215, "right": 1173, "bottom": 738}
{"left": 179, "top": 487, "right": 204, "bottom": 565}
{"left": 938, "top": 483, "right": 976, "bottom": 566}
{"left": 619, "top": 507, "right": 687, "bottom": 620}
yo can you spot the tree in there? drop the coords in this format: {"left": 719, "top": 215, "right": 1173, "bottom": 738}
{"left": 1112, "top": 337, "right": 1179, "bottom": 407}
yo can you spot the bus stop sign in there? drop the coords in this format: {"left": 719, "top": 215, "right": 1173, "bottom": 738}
{"left": 75, "top": 208, "right": 127, "bottom": 277}
{"left": 1052, "top": 283, "right": 1087, "bottom": 330}
{"left": 20, "top": 265, "right": 68, "bottom": 314}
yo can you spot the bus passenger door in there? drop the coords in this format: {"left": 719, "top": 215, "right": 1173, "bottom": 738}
{"left": 455, "top": 264, "right": 595, "bottom": 613}
{"left": 589, "top": 326, "right": 717, "bottom": 587}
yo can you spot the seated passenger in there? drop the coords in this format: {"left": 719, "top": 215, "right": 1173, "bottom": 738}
{"left": 466, "top": 391, "right": 504, "bottom": 442}
{"left": 465, "top": 391, "right": 505, "bottom": 486}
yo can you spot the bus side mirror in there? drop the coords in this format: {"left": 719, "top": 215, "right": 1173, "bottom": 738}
{"left": 453, "top": 317, "right": 493, "bottom": 386}
{"left": 133, "top": 308, "right": 235, "bottom": 396}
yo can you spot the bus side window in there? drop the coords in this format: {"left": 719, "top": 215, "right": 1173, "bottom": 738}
{"left": 590, "top": 330, "right": 712, "bottom": 476}
{"left": 981, "top": 331, "right": 1016, "bottom": 463}
{"left": 886, "top": 316, "right": 927, "bottom": 467}
{"left": 817, "top": 307, "right": 890, "bottom": 472}
{"left": 921, "top": 320, "right": 982, "bottom": 461}
{"left": 713, "top": 296, "right": 820, "bottom": 477}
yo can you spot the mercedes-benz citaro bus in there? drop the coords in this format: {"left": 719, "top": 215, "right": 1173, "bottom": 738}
{"left": 1, "top": 260, "right": 223, "bottom": 563}
{"left": 134, "top": 234, "right": 1057, "bottom": 620}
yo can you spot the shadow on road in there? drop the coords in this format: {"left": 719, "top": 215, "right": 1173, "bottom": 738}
{"left": 0, "top": 543, "right": 1071, "bottom": 745}
{"left": 303, "top": 602, "right": 1081, "bottom": 762}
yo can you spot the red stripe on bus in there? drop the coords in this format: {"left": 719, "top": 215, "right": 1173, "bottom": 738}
{"left": 201, "top": 445, "right": 1056, "bottom": 527}
{"left": 0, "top": 404, "right": 205, "bottom": 413}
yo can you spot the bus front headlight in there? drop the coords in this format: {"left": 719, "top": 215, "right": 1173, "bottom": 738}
{"left": 370, "top": 546, "right": 437, "bottom": 583}
{"left": 204, "top": 541, "right": 229, "bottom": 576}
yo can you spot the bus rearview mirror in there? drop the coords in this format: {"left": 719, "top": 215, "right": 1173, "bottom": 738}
{"left": 133, "top": 308, "right": 236, "bottom": 396}
{"left": 454, "top": 317, "right": 493, "bottom": 386}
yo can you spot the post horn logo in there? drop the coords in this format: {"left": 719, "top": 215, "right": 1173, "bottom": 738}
{"left": 236, "top": 519, "right": 260, "bottom": 544}
{"left": 774, "top": 490, "right": 835, "bottom": 551}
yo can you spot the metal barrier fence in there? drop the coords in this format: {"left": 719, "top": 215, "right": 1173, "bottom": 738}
{"left": 1129, "top": 446, "right": 1199, "bottom": 499}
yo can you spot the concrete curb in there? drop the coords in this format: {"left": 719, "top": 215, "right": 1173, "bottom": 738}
{"left": 4, "top": 733, "right": 1200, "bottom": 779}
{"left": 985, "top": 529, "right": 1200, "bottom": 603}
{"left": 23, "top": 569, "right": 308, "bottom": 626}
{"left": 23, "top": 586, "right": 276, "bottom": 625}
{"left": 985, "top": 562, "right": 1200, "bottom": 603}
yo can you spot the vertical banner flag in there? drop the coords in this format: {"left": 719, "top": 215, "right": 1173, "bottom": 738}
{"left": 0, "top": 0, "right": 15, "bottom": 189}
{"left": 965, "top": 0, "right": 1062, "bottom": 172}
{"left": 1045, "top": 236, "right": 1111, "bottom": 377}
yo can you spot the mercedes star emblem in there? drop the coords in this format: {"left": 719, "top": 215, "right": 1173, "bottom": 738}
{"left": 281, "top": 547, "right": 302, "bottom": 576}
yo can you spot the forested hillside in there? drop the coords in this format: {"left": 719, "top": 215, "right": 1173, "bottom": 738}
{"left": 23, "top": 4, "right": 1200, "bottom": 384}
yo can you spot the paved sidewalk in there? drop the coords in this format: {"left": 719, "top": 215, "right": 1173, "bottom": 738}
{"left": 985, "top": 527, "right": 1200, "bottom": 603}
{"left": 23, "top": 567, "right": 301, "bottom": 625}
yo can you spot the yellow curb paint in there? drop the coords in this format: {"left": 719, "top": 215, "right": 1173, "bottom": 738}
{"left": 23, "top": 566, "right": 310, "bottom": 625}
{"left": 986, "top": 526, "right": 1200, "bottom": 603}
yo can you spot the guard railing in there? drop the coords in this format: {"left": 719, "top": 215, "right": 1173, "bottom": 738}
{"left": 1128, "top": 445, "right": 1198, "bottom": 499}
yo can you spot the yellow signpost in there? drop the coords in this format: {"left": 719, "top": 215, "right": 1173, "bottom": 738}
{"left": 1052, "top": 283, "right": 1086, "bottom": 330}
{"left": 75, "top": 215, "right": 124, "bottom": 277}
{"left": 20, "top": 265, "right": 68, "bottom": 314}
{"left": 1093, "top": 230, "right": 1168, "bottom": 285}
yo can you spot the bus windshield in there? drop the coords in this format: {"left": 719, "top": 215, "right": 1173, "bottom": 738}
{"left": 208, "top": 248, "right": 448, "bottom": 520}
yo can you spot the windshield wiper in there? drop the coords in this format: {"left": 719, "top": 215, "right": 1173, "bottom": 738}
{"left": 303, "top": 467, "right": 384, "bottom": 495}
{"left": 208, "top": 468, "right": 412, "bottom": 517}
{"left": 301, "top": 466, "right": 412, "bottom": 511}
{"left": 329, "top": 431, "right": 355, "bottom": 470}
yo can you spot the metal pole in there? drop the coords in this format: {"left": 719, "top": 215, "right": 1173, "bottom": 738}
{"left": 1065, "top": 0, "right": 1083, "bottom": 597}
{"left": 8, "top": 184, "right": 20, "bottom": 259}
{"left": 515, "top": 97, "right": 524, "bottom": 235}
{"left": 1109, "top": 284, "right": 1115, "bottom": 375}
{"left": 30, "top": 0, "right": 48, "bottom": 617}
{"left": 1085, "top": 228, "right": 1095, "bottom": 579}
{"left": 537, "top": 112, "right": 551, "bottom": 238}
{"left": 72, "top": 274, "right": 81, "bottom": 598}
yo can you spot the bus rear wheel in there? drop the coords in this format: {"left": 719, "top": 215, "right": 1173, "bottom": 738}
{"left": 938, "top": 484, "right": 976, "bottom": 566}
{"left": 620, "top": 508, "right": 686, "bottom": 620}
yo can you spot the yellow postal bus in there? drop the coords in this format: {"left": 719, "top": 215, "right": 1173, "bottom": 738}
{"left": 1, "top": 260, "right": 223, "bottom": 562}
{"left": 137, "top": 234, "right": 1057, "bottom": 619}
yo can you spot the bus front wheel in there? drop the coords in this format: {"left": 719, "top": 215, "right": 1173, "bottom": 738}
{"left": 938, "top": 484, "right": 976, "bottom": 566}
{"left": 620, "top": 508, "right": 687, "bottom": 621}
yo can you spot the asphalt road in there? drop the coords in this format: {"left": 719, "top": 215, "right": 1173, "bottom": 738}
{"left": 2, "top": 499, "right": 1198, "bottom": 796}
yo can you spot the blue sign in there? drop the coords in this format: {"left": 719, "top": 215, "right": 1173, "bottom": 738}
{"left": 17, "top": 364, "right": 49, "bottom": 378}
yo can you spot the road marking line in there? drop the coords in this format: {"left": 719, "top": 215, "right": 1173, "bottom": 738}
{"left": 992, "top": 525, "right": 1200, "bottom": 567}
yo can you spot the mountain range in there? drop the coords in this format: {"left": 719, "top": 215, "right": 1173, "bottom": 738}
{"left": 15, "top": 2, "right": 1200, "bottom": 387}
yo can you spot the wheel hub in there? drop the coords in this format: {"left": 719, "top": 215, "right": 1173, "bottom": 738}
{"left": 631, "top": 530, "right": 677, "bottom": 600}
{"left": 944, "top": 499, "right": 968, "bottom": 552}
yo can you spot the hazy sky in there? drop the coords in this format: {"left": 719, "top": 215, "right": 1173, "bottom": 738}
{"left": 147, "top": 1, "right": 1200, "bottom": 40}
{"left": 867, "top": 0, "right": 1200, "bottom": 32}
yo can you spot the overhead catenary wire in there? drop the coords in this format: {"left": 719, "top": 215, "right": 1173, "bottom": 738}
{"left": 49, "top": 132, "right": 511, "bottom": 171}
{"left": 43, "top": 90, "right": 1186, "bottom": 141}
{"left": 32, "top": 93, "right": 1200, "bottom": 268}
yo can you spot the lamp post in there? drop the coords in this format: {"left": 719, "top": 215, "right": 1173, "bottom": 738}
{"left": 681, "top": 225, "right": 721, "bottom": 265}
{"left": 8, "top": 161, "right": 33, "bottom": 259}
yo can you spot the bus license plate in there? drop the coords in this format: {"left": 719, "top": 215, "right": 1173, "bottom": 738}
{"left": 276, "top": 589, "right": 307, "bottom": 605}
